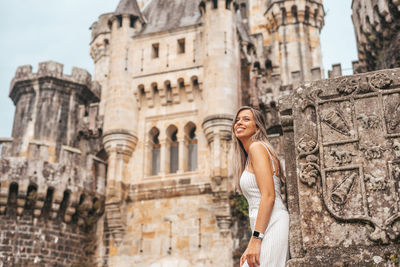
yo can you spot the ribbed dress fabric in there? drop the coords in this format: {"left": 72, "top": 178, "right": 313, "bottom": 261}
{"left": 240, "top": 144, "right": 289, "bottom": 267}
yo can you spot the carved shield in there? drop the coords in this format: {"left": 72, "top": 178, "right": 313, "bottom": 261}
{"left": 294, "top": 72, "right": 400, "bottom": 244}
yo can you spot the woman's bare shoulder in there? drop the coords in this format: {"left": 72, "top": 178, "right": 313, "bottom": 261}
{"left": 248, "top": 141, "right": 268, "bottom": 155}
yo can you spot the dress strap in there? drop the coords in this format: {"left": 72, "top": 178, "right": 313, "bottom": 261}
{"left": 262, "top": 143, "right": 276, "bottom": 175}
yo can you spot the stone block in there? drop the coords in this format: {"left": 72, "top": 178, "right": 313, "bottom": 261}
{"left": 280, "top": 68, "right": 400, "bottom": 265}
{"left": 38, "top": 61, "right": 64, "bottom": 77}
{"left": 71, "top": 67, "right": 92, "bottom": 85}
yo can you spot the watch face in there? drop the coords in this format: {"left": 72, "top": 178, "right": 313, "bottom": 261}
{"left": 253, "top": 231, "right": 260, "bottom": 237}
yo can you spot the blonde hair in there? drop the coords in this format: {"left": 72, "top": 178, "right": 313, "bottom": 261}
{"left": 232, "top": 106, "right": 285, "bottom": 192}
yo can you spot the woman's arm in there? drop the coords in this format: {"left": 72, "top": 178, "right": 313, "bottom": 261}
{"left": 241, "top": 142, "right": 275, "bottom": 267}
{"left": 249, "top": 141, "right": 276, "bottom": 235}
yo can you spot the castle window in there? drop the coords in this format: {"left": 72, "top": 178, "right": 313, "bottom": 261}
{"left": 240, "top": 3, "right": 247, "bottom": 18}
{"left": 185, "top": 123, "right": 198, "bottom": 171}
{"left": 152, "top": 43, "right": 159, "bottom": 58}
{"left": 226, "top": 0, "right": 232, "bottom": 10}
{"left": 165, "top": 81, "right": 172, "bottom": 103}
{"left": 130, "top": 16, "right": 136, "bottom": 28}
{"left": 200, "top": 1, "right": 206, "bottom": 15}
{"left": 212, "top": 0, "right": 218, "bottom": 9}
{"left": 117, "top": 15, "right": 123, "bottom": 27}
{"left": 167, "top": 125, "right": 179, "bottom": 173}
{"left": 150, "top": 127, "right": 161, "bottom": 175}
{"left": 177, "top": 38, "right": 185, "bottom": 54}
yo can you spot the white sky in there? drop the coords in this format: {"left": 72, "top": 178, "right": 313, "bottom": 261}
{"left": 0, "top": 0, "right": 357, "bottom": 137}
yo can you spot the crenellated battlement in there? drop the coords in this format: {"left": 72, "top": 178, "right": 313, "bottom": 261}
{"left": 265, "top": 0, "right": 324, "bottom": 32}
{"left": 10, "top": 61, "right": 100, "bottom": 103}
{"left": 0, "top": 157, "right": 105, "bottom": 228}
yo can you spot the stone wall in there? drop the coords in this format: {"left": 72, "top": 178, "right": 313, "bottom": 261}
{"left": 0, "top": 215, "right": 93, "bottom": 267}
{"left": 280, "top": 68, "right": 400, "bottom": 265}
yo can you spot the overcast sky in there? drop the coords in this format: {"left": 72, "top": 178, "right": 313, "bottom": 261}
{"left": 0, "top": 0, "right": 357, "bottom": 138}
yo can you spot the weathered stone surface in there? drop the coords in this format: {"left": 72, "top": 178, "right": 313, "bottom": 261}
{"left": 280, "top": 68, "right": 400, "bottom": 265}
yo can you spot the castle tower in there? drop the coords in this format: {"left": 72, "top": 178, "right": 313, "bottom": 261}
{"left": 90, "top": 13, "right": 113, "bottom": 116}
{"left": 102, "top": 0, "right": 144, "bottom": 202}
{"left": 201, "top": 0, "right": 239, "bottom": 183}
{"left": 351, "top": 0, "right": 400, "bottom": 72}
{"left": 264, "top": 0, "right": 324, "bottom": 86}
{"left": 0, "top": 61, "right": 105, "bottom": 266}
{"left": 200, "top": 0, "right": 240, "bottom": 264}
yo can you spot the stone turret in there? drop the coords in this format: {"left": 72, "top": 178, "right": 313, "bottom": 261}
{"left": 90, "top": 13, "right": 113, "bottom": 115}
{"left": 199, "top": 1, "right": 238, "bottom": 263}
{"left": 200, "top": 0, "right": 239, "bottom": 179}
{"left": 0, "top": 61, "right": 106, "bottom": 266}
{"left": 103, "top": 0, "right": 144, "bottom": 195}
{"left": 352, "top": 0, "right": 400, "bottom": 72}
{"left": 263, "top": 0, "right": 324, "bottom": 85}
{"left": 101, "top": 0, "right": 145, "bottom": 256}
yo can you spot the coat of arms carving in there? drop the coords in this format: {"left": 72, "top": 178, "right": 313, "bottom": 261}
{"left": 293, "top": 70, "right": 400, "bottom": 244}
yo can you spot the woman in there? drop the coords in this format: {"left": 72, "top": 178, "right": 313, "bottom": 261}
{"left": 232, "top": 106, "right": 289, "bottom": 267}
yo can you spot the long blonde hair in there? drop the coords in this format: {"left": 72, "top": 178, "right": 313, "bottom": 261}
{"left": 232, "top": 106, "right": 285, "bottom": 192}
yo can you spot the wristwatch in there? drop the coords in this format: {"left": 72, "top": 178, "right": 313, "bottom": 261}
{"left": 252, "top": 230, "right": 265, "bottom": 240}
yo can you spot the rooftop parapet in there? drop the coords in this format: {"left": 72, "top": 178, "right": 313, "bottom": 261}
{"left": 10, "top": 61, "right": 100, "bottom": 103}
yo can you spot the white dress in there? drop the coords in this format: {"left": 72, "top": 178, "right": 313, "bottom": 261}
{"left": 240, "top": 144, "right": 289, "bottom": 267}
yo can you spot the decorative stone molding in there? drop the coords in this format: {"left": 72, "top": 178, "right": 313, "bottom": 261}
{"left": 103, "top": 129, "right": 138, "bottom": 156}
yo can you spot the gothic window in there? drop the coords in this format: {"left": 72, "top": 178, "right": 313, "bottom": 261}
{"left": 185, "top": 122, "right": 198, "bottom": 171}
{"left": 177, "top": 38, "right": 185, "bottom": 54}
{"left": 152, "top": 43, "right": 159, "bottom": 58}
{"left": 150, "top": 127, "right": 161, "bottom": 175}
{"left": 167, "top": 125, "right": 179, "bottom": 173}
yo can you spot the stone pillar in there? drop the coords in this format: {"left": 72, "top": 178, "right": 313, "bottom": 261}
{"left": 177, "top": 137, "right": 186, "bottom": 174}
{"left": 159, "top": 139, "right": 168, "bottom": 176}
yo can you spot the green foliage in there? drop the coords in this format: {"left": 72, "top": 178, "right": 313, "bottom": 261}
{"left": 231, "top": 194, "right": 249, "bottom": 220}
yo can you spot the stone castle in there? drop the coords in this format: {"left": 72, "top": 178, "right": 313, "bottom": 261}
{"left": 0, "top": 0, "right": 399, "bottom": 266}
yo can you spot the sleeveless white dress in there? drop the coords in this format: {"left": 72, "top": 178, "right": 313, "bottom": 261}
{"left": 240, "top": 145, "right": 289, "bottom": 267}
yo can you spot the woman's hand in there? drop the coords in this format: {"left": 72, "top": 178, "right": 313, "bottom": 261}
{"left": 240, "top": 238, "right": 262, "bottom": 267}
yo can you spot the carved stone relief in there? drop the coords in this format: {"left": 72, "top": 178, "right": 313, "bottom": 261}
{"left": 369, "top": 73, "right": 393, "bottom": 90}
{"left": 296, "top": 134, "right": 320, "bottom": 187}
{"left": 336, "top": 77, "right": 360, "bottom": 95}
{"left": 321, "top": 109, "right": 351, "bottom": 136}
{"left": 360, "top": 144, "right": 386, "bottom": 159}
{"left": 329, "top": 149, "right": 354, "bottom": 165}
{"left": 289, "top": 70, "right": 400, "bottom": 251}
{"left": 356, "top": 114, "right": 380, "bottom": 129}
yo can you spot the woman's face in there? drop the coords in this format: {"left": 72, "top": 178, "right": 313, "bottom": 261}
{"left": 234, "top": 109, "right": 257, "bottom": 140}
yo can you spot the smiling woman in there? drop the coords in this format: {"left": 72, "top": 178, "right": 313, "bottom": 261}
{"left": 232, "top": 106, "right": 289, "bottom": 267}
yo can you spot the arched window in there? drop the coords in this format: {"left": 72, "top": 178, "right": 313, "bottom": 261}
{"left": 240, "top": 3, "right": 247, "bottom": 19}
{"left": 185, "top": 122, "right": 198, "bottom": 171}
{"left": 167, "top": 125, "right": 179, "bottom": 173}
{"left": 165, "top": 81, "right": 172, "bottom": 103}
{"left": 150, "top": 127, "right": 161, "bottom": 175}
{"left": 212, "top": 0, "right": 218, "bottom": 9}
